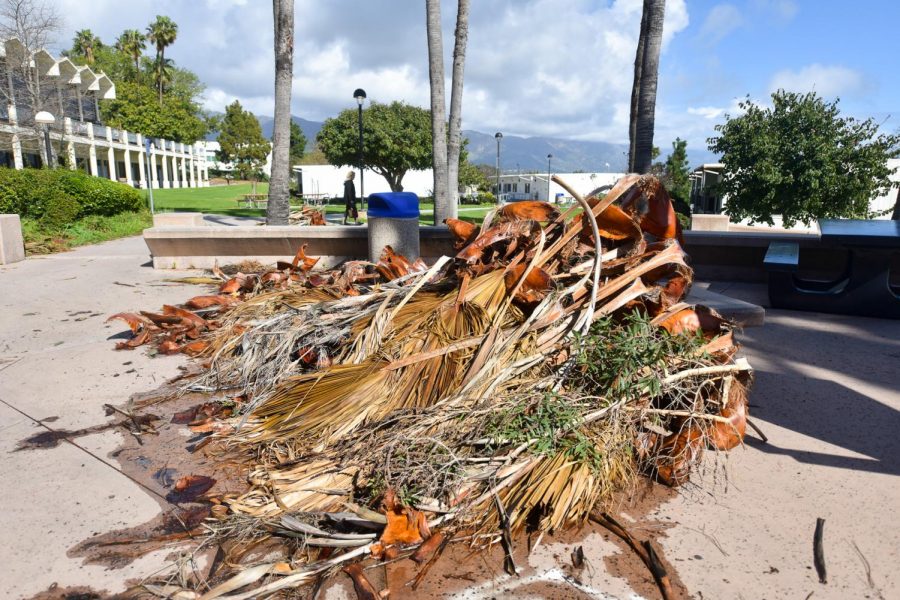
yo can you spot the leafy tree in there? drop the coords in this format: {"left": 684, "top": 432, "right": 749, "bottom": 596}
{"left": 146, "top": 15, "right": 178, "bottom": 103}
{"left": 459, "top": 159, "right": 489, "bottom": 193}
{"left": 72, "top": 29, "right": 101, "bottom": 65}
{"left": 115, "top": 29, "right": 145, "bottom": 77}
{"left": 709, "top": 91, "right": 900, "bottom": 226}
{"left": 289, "top": 121, "right": 307, "bottom": 165}
{"left": 151, "top": 57, "right": 175, "bottom": 98}
{"left": 663, "top": 137, "right": 691, "bottom": 205}
{"left": 317, "top": 101, "right": 432, "bottom": 192}
{"left": 217, "top": 100, "right": 270, "bottom": 189}
{"left": 100, "top": 81, "right": 207, "bottom": 142}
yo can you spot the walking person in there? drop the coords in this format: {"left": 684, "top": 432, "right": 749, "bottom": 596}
{"left": 343, "top": 171, "right": 360, "bottom": 225}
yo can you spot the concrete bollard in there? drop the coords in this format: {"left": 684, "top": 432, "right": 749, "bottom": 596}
{"left": 366, "top": 192, "right": 420, "bottom": 262}
{"left": 152, "top": 212, "right": 206, "bottom": 227}
{"left": 0, "top": 214, "right": 25, "bottom": 265}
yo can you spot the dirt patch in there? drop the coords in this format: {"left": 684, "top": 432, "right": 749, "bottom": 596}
{"left": 69, "top": 383, "right": 250, "bottom": 570}
{"left": 25, "top": 584, "right": 109, "bottom": 600}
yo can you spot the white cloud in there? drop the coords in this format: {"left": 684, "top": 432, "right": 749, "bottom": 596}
{"left": 752, "top": 0, "right": 798, "bottom": 23}
{"left": 768, "top": 64, "right": 865, "bottom": 98}
{"left": 699, "top": 4, "right": 744, "bottom": 45}
{"left": 687, "top": 106, "right": 725, "bottom": 120}
{"left": 48, "top": 0, "right": 693, "bottom": 144}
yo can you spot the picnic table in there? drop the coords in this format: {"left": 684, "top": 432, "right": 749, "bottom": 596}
{"left": 764, "top": 219, "right": 900, "bottom": 318}
{"left": 240, "top": 193, "right": 269, "bottom": 208}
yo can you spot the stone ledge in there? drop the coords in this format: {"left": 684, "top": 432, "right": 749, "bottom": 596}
{"left": 152, "top": 212, "right": 205, "bottom": 227}
{"left": 1, "top": 214, "right": 25, "bottom": 265}
{"left": 143, "top": 225, "right": 454, "bottom": 269}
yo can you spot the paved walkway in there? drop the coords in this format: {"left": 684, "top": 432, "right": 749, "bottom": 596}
{"left": 0, "top": 237, "right": 203, "bottom": 599}
{"left": 1, "top": 238, "right": 897, "bottom": 599}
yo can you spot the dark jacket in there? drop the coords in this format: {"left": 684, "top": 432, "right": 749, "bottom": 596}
{"left": 343, "top": 179, "right": 357, "bottom": 206}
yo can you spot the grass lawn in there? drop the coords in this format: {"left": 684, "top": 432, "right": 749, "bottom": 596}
{"left": 148, "top": 182, "right": 271, "bottom": 217}
{"left": 146, "top": 184, "right": 498, "bottom": 225}
{"left": 22, "top": 210, "right": 153, "bottom": 254}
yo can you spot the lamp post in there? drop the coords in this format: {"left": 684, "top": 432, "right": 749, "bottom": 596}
{"left": 353, "top": 88, "right": 367, "bottom": 207}
{"left": 494, "top": 132, "right": 503, "bottom": 204}
{"left": 547, "top": 153, "right": 553, "bottom": 203}
{"left": 34, "top": 111, "right": 55, "bottom": 168}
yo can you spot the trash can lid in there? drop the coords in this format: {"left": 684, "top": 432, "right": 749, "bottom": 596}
{"left": 367, "top": 192, "right": 420, "bottom": 219}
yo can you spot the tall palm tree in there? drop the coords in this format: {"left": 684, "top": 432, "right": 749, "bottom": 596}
{"left": 152, "top": 57, "right": 175, "bottom": 99}
{"left": 72, "top": 29, "right": 101, "bottom": 65}
{"left": 426, "top": 0, "right": 449, "bottom": 224}
{"left": 446, "top": 0, "right": 470, "bottom": 220}
{"left": 116, "top": 29, "right": 146, "bottom": 78}
{"left": 146, "top": 15, "right": 178, "bottom": 103}
{"left": 268, "top": 0, "right": 294, "bottom": 226}
{"left": 630, "top": 0, "right": 666, "bottom": 174}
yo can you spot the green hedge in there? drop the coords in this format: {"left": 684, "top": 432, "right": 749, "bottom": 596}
{"left": 0, "top": 168, "right": 144, "bottom": 222}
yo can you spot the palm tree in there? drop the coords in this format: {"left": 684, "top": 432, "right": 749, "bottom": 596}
{"left": 116, "top": 29, "right": 146, "bottom": 78}
{"left": 630, "top": 0, "right": 666, "bottom": 174}
{"left": 146, "top": 15, "right": 178, "bottom": 103}
{"left": 446, "top": 0, "right": 471, "bottom": 220}
{"left": 426, "top": 0, "right": 449, "bottom": 224}
{"left": 268, "top": 0, "right": 294, "bottom": 226}
{"left": 72, "top": 29, "right": 101, "bottom": 65}
{"left": 152, "top": 57, "right": 175, "bottom": 99}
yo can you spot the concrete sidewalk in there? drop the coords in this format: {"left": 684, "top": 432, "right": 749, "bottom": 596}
{"left": 2, "top": 238, "right": 897, "bottom": 599}
{"left": 0, "top": 237, "right": 202, "bottom": 599}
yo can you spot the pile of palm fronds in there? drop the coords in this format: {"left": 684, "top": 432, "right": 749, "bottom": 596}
{"left": 111, "top": 175, "right": 753, "bottom": 598}
{"left": 288, "top": 205, "right": 327, "bottom": 226}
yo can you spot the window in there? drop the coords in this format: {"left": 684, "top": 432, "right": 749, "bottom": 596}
{"left": 525, "top": 183, "right": 531, "bottom": 193}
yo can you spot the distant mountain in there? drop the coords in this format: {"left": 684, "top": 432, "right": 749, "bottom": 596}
{"left": 208, "top": 113, "right": 717, "bottom": 170}
{"left": 463, "top": 130, "right": 627, "bottom": 173}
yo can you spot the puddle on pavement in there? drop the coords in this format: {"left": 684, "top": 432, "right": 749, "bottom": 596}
{"left": 15, "top": 414, "right": 159, "bottom": 451}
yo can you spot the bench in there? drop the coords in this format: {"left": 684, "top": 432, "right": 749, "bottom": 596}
{"left": 240, "top": 194, "right": 269, "bottom": 209}
{"left": 764, "top": 220, "right": 900, "bottom": 318}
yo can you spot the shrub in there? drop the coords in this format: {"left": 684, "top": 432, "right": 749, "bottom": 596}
{"left": 0, "top": 167, "right": 144, "bottom": 221}
{"left": 40, "top": 191, "right": 80, "bottom": 229}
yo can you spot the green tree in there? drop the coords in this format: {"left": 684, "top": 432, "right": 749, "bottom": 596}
{"left": 115, "top": 29, "right": 145, "bottom": 79}
{"left": 459, "top": 159, "right": 489, "bottom": 193}
{"left": 72, "top": 29, "right": 101, "bottom": 65}
{"left": 146, "top": 15, "right": 178, "bottom": 103}
{"left": 663, "top": 137, "right": 691, "bottom": 204}
{"left": 100, "top": 81, "right": 207, "bottom": 143}
{"left": 217, "top": 100, "right": 270, "bottom": 190}
{"left": 709, "top": 91, "right": 900, "bottom": 227}
{"left": 151, "top": 57, "right": 175, "bottom": 98}
{"left": 289, "top": 121, "right": 307, "bottom": 165}
{"left": 317, "top": 101, "right": 432, "bottom": 191}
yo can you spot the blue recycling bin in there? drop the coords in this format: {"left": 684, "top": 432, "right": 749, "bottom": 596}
{"left": 367, "top": 192, "right": 420, "bottom": 219}
{"left": 366, "top": 192, "right": 420, "bottom": 262}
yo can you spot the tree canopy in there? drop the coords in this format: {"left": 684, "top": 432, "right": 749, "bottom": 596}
{"left": 316, "top": 101, "right": 432, "bottom": 192}
{"left": 289, "top": 121, "right": 307, "bottom": 165}
{"left": 217, "top": 100, "right": 270, "bottom": 181}
{"left": 64, "top": 18, "right": 213, "bottom": 143}
{"left": 663, "top": 137, "right": 691, "bottom": 205}
{"left": 100, "top": 81, "right": 208, "bottom": 143}
{"left": 709, "top": 91, "right": 900, "bottom": 226}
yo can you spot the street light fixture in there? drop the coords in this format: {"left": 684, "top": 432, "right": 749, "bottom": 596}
{"left": 494, "top": 132, "right": 503, "bottom": 204}
{"left": 34, "top": 110, "right": 55, "bottom": 168}
{"left": 547, "top": 153, "right": 553, "bottom": 203}
{"left": 353, "top": 88, "right": 367, "bottom": 207}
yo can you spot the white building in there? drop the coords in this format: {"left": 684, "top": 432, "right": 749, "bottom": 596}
{"left": 497, "top": 171, "right": 626, "bottom": 203}
{"left": 0, "top": 38, "right": 209, "bottom": 188}
{"left": 293, "top": 164, "right": 435, "bottom": 199}
{"left": 198, "top": 140, "right": 273, "bottom": 178}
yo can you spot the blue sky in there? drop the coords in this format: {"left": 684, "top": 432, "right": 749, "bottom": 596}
{"left": 53, "top": 0, "right": 900, "bottom": 166}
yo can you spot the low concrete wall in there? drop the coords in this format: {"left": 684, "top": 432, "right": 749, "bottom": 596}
{"left": 144, "top": 224, "right": 859, "bottom": 283}
{"left": 690, "top": 214, "right": 730, "bottom": 232}
{"left": 0, "top": 214, "right": 25, "bottom": 265}
{"left": 143, "top": 225, "right": 455, "bottom": 269}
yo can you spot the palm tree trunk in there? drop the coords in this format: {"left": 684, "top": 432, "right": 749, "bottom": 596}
{"left": 446, "top": 0, "right": 470, "bottom": 222}
{"left": 891, "top": 187, "right": 900, "bottom": 220}
{"left": 426, "top": 0, "right": 449, "bottom": 225}
{"left": 628, "top": 1, "right": 650, "bottom": 173}
{"left": 633, "top": 0, "right": 665, "bottom": 174}
{"left": 158, "top": 48, "right": 164, "bottom": 105}
{"left": 267, "top": 0, "right": 294, "bottom": 226}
